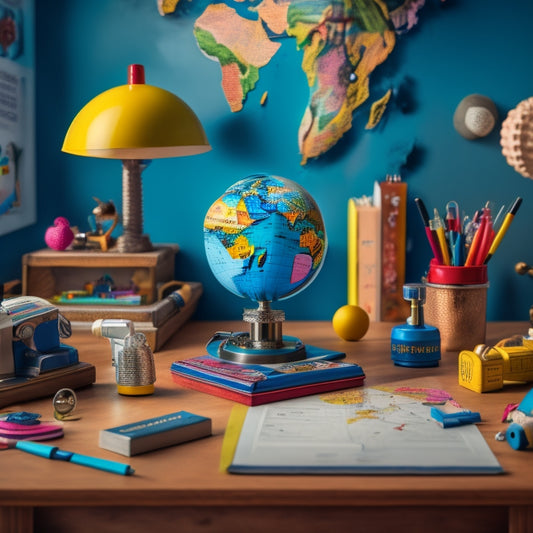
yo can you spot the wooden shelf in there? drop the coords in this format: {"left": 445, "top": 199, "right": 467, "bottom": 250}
{"left": 22, "top": 244, "right": 179, "bottom": 305}
{"left": 20, "top": 245, "right": 202, "bottom": 352}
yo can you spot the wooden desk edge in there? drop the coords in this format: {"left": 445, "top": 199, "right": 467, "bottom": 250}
{"left": 2, "top": 321, "right": 533, "bottom": 533}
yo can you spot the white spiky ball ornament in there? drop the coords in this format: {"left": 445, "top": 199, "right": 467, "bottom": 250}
{"left": 501, "top": 97, "right": 533, "bottom": 179}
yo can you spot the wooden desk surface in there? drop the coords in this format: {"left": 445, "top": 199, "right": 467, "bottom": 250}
{"left": 2, "top": 321, "right": 533, "bottom": 533}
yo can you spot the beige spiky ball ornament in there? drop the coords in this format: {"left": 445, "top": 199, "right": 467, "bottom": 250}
{"left": 501, "top": 97, "right": 533, "bottom": 179}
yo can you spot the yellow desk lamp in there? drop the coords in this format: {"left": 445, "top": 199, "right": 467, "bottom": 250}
{"left": 62, "top": 64, "right": 211, "bottom": 253}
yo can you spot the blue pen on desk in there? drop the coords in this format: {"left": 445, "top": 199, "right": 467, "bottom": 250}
{"left": 1, "top": 439, "right": 134, "bottom": 475}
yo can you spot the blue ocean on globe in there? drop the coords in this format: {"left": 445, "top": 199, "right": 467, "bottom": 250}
{"left": 204, "top": 174, "right": 327, "bottom": 303}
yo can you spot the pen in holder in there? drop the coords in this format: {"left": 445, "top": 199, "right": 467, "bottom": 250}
{"left": 424, "top": 262, "right": 489, "bottom": 352}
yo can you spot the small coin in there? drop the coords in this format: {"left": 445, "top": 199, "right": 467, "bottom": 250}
{"left": 53, "top": 388, "right": 79, "bottom": 420}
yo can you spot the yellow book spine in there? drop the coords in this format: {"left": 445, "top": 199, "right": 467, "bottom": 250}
{"left": 347, "top": 198, "right": 358, "bottom": 306}
{"left": 356, "top": 205, "right": 381, "bottom": 321}
{"left": 219, "top": 404, "right": 248, "bottom": 473}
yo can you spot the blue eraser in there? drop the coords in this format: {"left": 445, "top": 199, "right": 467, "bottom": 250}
{"left": 431, "top": 407, "right": 481, "bottom": 428}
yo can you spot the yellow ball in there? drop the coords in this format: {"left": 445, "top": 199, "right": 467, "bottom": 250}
{"left": 332, "top": 305, "right": 370, "bottom": 341}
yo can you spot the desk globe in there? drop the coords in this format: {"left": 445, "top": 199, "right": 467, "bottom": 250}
{"left": 204, "top": 174, "right": 327, "bottom": 363}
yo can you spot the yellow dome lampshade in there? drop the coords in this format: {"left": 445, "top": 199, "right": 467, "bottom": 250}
{"left": 62, "top": 64, "right": 211, "bottom": 252}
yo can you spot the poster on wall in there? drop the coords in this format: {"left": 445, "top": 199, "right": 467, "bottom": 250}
{"left": 0, "top": 0, "right": 35, "bottom": 236}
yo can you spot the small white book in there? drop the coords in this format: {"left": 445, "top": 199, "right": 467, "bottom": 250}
{"left": 99, "top": 411, "right": 212, "bottom": 456}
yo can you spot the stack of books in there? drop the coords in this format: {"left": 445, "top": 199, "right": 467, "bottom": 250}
{"left": 348, "top": 175, "right": 410, "bottom": 321}
{"left": 170, "top": 352, "right": 365, "bottom": 406}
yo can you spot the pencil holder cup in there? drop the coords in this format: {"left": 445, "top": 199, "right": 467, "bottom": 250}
{"left": 424, "top": 263, "right": 489, "bottom": 352}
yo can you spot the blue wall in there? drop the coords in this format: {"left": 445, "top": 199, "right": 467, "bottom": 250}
{"left": 1, "top": 0, "right": 533, "bottom": 322}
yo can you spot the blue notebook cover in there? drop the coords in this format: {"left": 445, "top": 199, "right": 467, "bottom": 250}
{"left": 170, "top": 350, "right": 364, "bottom": 394}
{"left": 103, "top": 411, "right": 210, "bottom": 439}
{"left": 100, "top": 411, "right": 212, "bottom": 456}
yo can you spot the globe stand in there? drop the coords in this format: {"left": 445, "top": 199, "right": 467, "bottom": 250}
{"left": 213, "top": 301, "right": 307, "bottom": 364}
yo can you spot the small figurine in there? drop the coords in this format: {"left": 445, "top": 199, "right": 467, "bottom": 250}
{"left": 72, "top": 197, "right": 120, "bottom": 251}
{"left": 44, "top": 216, "right": 74, "bottom": 251}
{"left": 86, "top": 197, "right": 120, "bottom": 251}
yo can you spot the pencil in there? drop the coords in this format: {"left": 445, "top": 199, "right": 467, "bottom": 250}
{"left": 465, "top": 212, "right": 487, "bottom": 266}
{"left": 473, "top": 206, "right": 494, "bottom": 265}
{"left": 430, "top": 208, "right": 450, "bottom": 266}
{"left": 414, "top": 198, "right": 444, "bottom": 264}
{"left": 484, "top": 197, "right": 522, "bottom": 264}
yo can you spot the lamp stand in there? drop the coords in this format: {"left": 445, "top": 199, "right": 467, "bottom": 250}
{"left": 116, "top": 159, "right": 153, "bottom": 253}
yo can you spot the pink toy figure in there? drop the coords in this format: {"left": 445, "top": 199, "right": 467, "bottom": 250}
{"left": 45, "top": 217, "right": 74, "bottom": 251}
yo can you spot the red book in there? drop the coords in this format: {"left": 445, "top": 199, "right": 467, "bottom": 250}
{"left": 171, "top": 373, "right": 365, "bottom": 406}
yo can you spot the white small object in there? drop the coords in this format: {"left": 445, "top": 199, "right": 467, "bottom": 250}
{"left": 464, "top": 106, "right": 496, "bottom": 137}
{"left": 454, "top": 94, "right": 498, "bottom": 139}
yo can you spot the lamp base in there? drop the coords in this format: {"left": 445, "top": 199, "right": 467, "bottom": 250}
{"left": 116, "top": 159, "right": 153, "bottom": 253}
{"left": 116, "top": 233, "right": 153, "bottom": 253}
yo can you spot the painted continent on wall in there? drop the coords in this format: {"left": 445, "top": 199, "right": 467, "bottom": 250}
{"left": 160, "top": 0, "right": 444, "bottom": 165}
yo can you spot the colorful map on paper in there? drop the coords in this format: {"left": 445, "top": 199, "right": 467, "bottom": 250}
{"left": 227, "top": 386, "right": 503, "bottom": 474}
{"left": 161, "top": 0, "right": 445, "bottom": 164}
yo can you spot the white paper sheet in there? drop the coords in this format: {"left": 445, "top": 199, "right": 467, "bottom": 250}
{"left": 229, "top": 387, "right": 503, "bottom": 474}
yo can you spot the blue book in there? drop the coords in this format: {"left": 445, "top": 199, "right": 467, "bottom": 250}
{"left": 99, "top": 411, "right": 212, "bottom": 456}
{"left": 170, "top": 350, "right": 364, "bottom": 394}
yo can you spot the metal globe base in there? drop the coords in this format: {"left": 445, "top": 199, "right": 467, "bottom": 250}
{"left": 213, "top": 301, "right": 307, "bottom": 364}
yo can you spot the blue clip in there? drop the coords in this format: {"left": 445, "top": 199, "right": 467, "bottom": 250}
{"left": 430, "top": 407, "right": 481, "bottom": 428}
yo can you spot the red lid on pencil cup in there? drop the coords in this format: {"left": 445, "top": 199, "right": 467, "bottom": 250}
{"left": 426, "top": 260, "right": 488, "bottom": 285}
